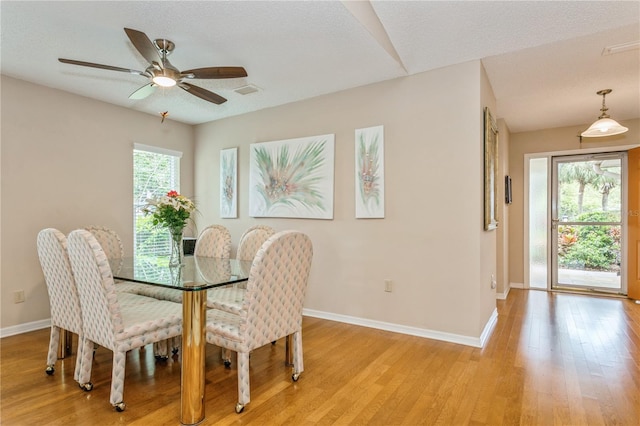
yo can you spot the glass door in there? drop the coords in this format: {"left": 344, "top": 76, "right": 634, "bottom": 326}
{"left": 551, "top": 153, "right": 624, "bottom": 294}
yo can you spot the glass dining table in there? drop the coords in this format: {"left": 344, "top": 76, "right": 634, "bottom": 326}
{"left": 110, "top": 255, "right": 252, "bottom": 425}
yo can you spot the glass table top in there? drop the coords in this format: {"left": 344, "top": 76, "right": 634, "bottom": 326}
{"left": 110, "top": 255, "right": 252, "bottom": 291}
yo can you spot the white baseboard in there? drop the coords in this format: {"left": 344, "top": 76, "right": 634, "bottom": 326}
{"left": 1, "top": 319, "right": 50, "bottom": 338}
{"left": 510, "top": 282, "right": 525, "bottom": 289}
{"left": 303, "top": 308, "right": 497, "bottom": 348}
{"left": 479, "top": 308, "right": 498, "bottom": 348}
{"left": 5, "top": 310, "right": 501, "bottom": 350}
{"left": 496, "top": 286, "right": 510, "bottom": 300}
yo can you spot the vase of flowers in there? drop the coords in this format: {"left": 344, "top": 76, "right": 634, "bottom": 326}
{"left": 168, "top": 228, "right": 184, "bottom": 268}
{"left": 142, "top": 190, "right": 195, "bottom": 267}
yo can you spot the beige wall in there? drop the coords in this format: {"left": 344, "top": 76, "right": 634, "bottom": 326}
{"left": 508, "top": 119, "right": 640, "bottom": 286}
{"left": 1, "top": 75, "right": 194, "bottom": 330}
{"left": 194, "top": 61, "right": 498, "bottom": 341}
{"left": 478, "top": 63, "right": 499, "bottom": 336}
{"left": 497, "top": 119, "right": 510, "bottom": 297}
{"left": 1, "top": 60, "right": 500, "bottom": 344}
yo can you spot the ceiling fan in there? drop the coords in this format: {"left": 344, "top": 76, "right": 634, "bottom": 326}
{"left": 58, "top": 28, "right": 247, "bottom": 105}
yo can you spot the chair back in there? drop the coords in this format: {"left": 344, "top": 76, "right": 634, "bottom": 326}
{"left": 84, "top": 226, "right": 124, "bottom": 260}
{"left": 236, "top": 225, "right": 275, "bottom": 261}
{"left": 195, "top": 256, "right": 231, "bottom": 283}
{"left": 67, "top": 229, "right": 123, "bottom": 349}
{"left": 241, "top": 230, "right": 313, "bottom": 347}
{"left": 36, "top": 228, "right": 83, "bottom": 334}
{"left": 194, "top": 225, "right": 231, "bottom": 258}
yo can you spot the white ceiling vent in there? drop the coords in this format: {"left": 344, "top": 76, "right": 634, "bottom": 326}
{"left": 234, "top": 84, "right": 261, "bottom": 95}
{"left": 602, "top": 40, "right": 640, "bottom": 56}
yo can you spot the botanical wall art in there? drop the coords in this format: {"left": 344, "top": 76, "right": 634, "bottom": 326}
{"left": 220, "top": 147, "right": 238, "bottom": 218}
{"left": 484, "top": 107, "right": 499, "bottom": 231}
{"left": 355, "top": 125, "right": 385, "bottom": 218}
{"left": 249, "top": 134, "right": 335, "bottom": 219}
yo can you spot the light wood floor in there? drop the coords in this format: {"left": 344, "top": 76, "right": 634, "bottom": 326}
{"left": 1, "top": 289, "right": 639, "bottom": 425}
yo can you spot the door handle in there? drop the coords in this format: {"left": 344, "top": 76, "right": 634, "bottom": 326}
{"left": 551, "top": 218, "right": 559, "bottom": 229}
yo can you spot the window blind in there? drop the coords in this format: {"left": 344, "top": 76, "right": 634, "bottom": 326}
{"left": 133, "top": 148, "right": 181, "bottom": 260}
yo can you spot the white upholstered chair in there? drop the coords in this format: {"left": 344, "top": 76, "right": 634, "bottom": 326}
{"left": 84, "top": 226, "right": 174, "bottom": 355}
{"left": 67, "top": 229, "right": 183, "bottom": 412}
{"left": 210, "top": 225, "right": 275, "bottom": 365}
{"left": 194, "top": 224, "right": 232, "bottom": 258}
{"left": 236, "top": 225, "right": 276, "bottom": 261}
{"left": 84, "top": 226, "right": 143, "bottom": 292}
{"left": 36, "top": 228, "right": 85, "bottom": 381}
{"left": 209, "top": 225, "right": 275, "bottom": 317}
{"left": 205, "top": 230, "right": 313, "bottom": 413}
{"left": 84, "top": 226, "right": 124, "bottom": 259}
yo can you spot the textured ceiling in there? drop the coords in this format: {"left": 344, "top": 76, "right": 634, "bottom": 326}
{"left": 1, "top": 1, "right": 638, "bottom": 133}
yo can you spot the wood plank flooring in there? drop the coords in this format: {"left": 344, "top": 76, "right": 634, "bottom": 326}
{"left": 1, "top": 289, "right": 639, "bottom": 425}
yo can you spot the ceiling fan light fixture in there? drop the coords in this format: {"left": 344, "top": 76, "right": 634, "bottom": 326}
{"left": 151, "top": 59, "right": 180, "bottom": 87}
{"left": 59, "top": 28, "right": 246, "bottom": 106}
{"left": 152, "top": 74, "right": 176, "bottom": 87}
{"left": 581, "top": 89, "right": 628, "bottom": 138}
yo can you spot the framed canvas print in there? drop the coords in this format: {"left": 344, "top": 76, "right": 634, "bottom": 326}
{"left": 220, "top": 147, "right": 238, "bottom": 218}
{"left": 484, "top": 107, "right": 499, "bottom": 230}
{"left": 355, "top": 125, "right": 385, "bottom": 218}
{"left": 249, "top": 134, "right": 335, "bottom": 219}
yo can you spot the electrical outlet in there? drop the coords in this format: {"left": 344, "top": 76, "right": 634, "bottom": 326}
{"left": 14, "top": 290, "right": 25, "bottom": 304}
{"left": 384, "top": 279, "right": 393, "bottom": 292}
{"left": 491, "top": 274, "right": 497, "bottom": 289}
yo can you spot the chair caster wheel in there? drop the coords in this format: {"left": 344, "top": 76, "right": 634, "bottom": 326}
{"left": 235, "top": 403, "right": 244, "bottom": 414}
{"left": 79, "top": 382, "right": 93, "bottom": 391}
{"left": 224, "top": 359, "right": 231, "bottom": 368}
{"left": 292, "top": 373, "right": 300, "bottom": 382}
{"left": 114, "top": 402, "right": 125, "bottom": 412}
{"left": 45, "top": 365, "right": 55, "bottom": 375}
{"left": 172, "top": 348, "right": 179, "bottom": 355}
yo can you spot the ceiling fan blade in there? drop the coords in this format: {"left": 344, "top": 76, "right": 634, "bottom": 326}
{"left": 129, "top": 83, "right": 156, "bottom": 100}
{"left": 58, "top": 58, "right": 146, "bottom": 76}
{"left": 179, "top": 82, "right": 227, "bottom": 104}
{"left": 124, "top": 28, "right": 161, "bottom": 65}
{"left": 181, "top": 67, "right": 247, "bottom": 79}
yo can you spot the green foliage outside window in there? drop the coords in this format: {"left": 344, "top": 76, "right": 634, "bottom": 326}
{"left": 558, "top": 212, "right": 621, "bottom": 271}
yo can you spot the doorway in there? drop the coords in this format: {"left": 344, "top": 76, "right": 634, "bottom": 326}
{"left": 551, "top": 153, "right": 626, "bottom": 294}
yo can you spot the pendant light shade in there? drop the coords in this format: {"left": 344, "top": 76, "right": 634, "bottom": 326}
{"left": 581, "top": 89, "right": 628, "bottom": 137}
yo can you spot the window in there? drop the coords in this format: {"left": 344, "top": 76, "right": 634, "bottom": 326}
{"left": 133, "top": 144, "right": 181, "bottom": 259}
{"left": 528, "top": 157, "right": 548, "bottom": 289}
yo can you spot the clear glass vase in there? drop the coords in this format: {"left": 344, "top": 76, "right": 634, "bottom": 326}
{"left": 169, "top": 228, "right": 184, "bottom": 267}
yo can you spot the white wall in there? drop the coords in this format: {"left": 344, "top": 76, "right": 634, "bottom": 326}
{"left": 0, "top": 75, "right": 194, "bottom": 331}
{"left": 194, "top": 61, "right": 497, "bottom": 343}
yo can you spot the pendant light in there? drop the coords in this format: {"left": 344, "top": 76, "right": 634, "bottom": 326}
{"left": 581, "top": 89, "right": 628, "bottom": 137}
